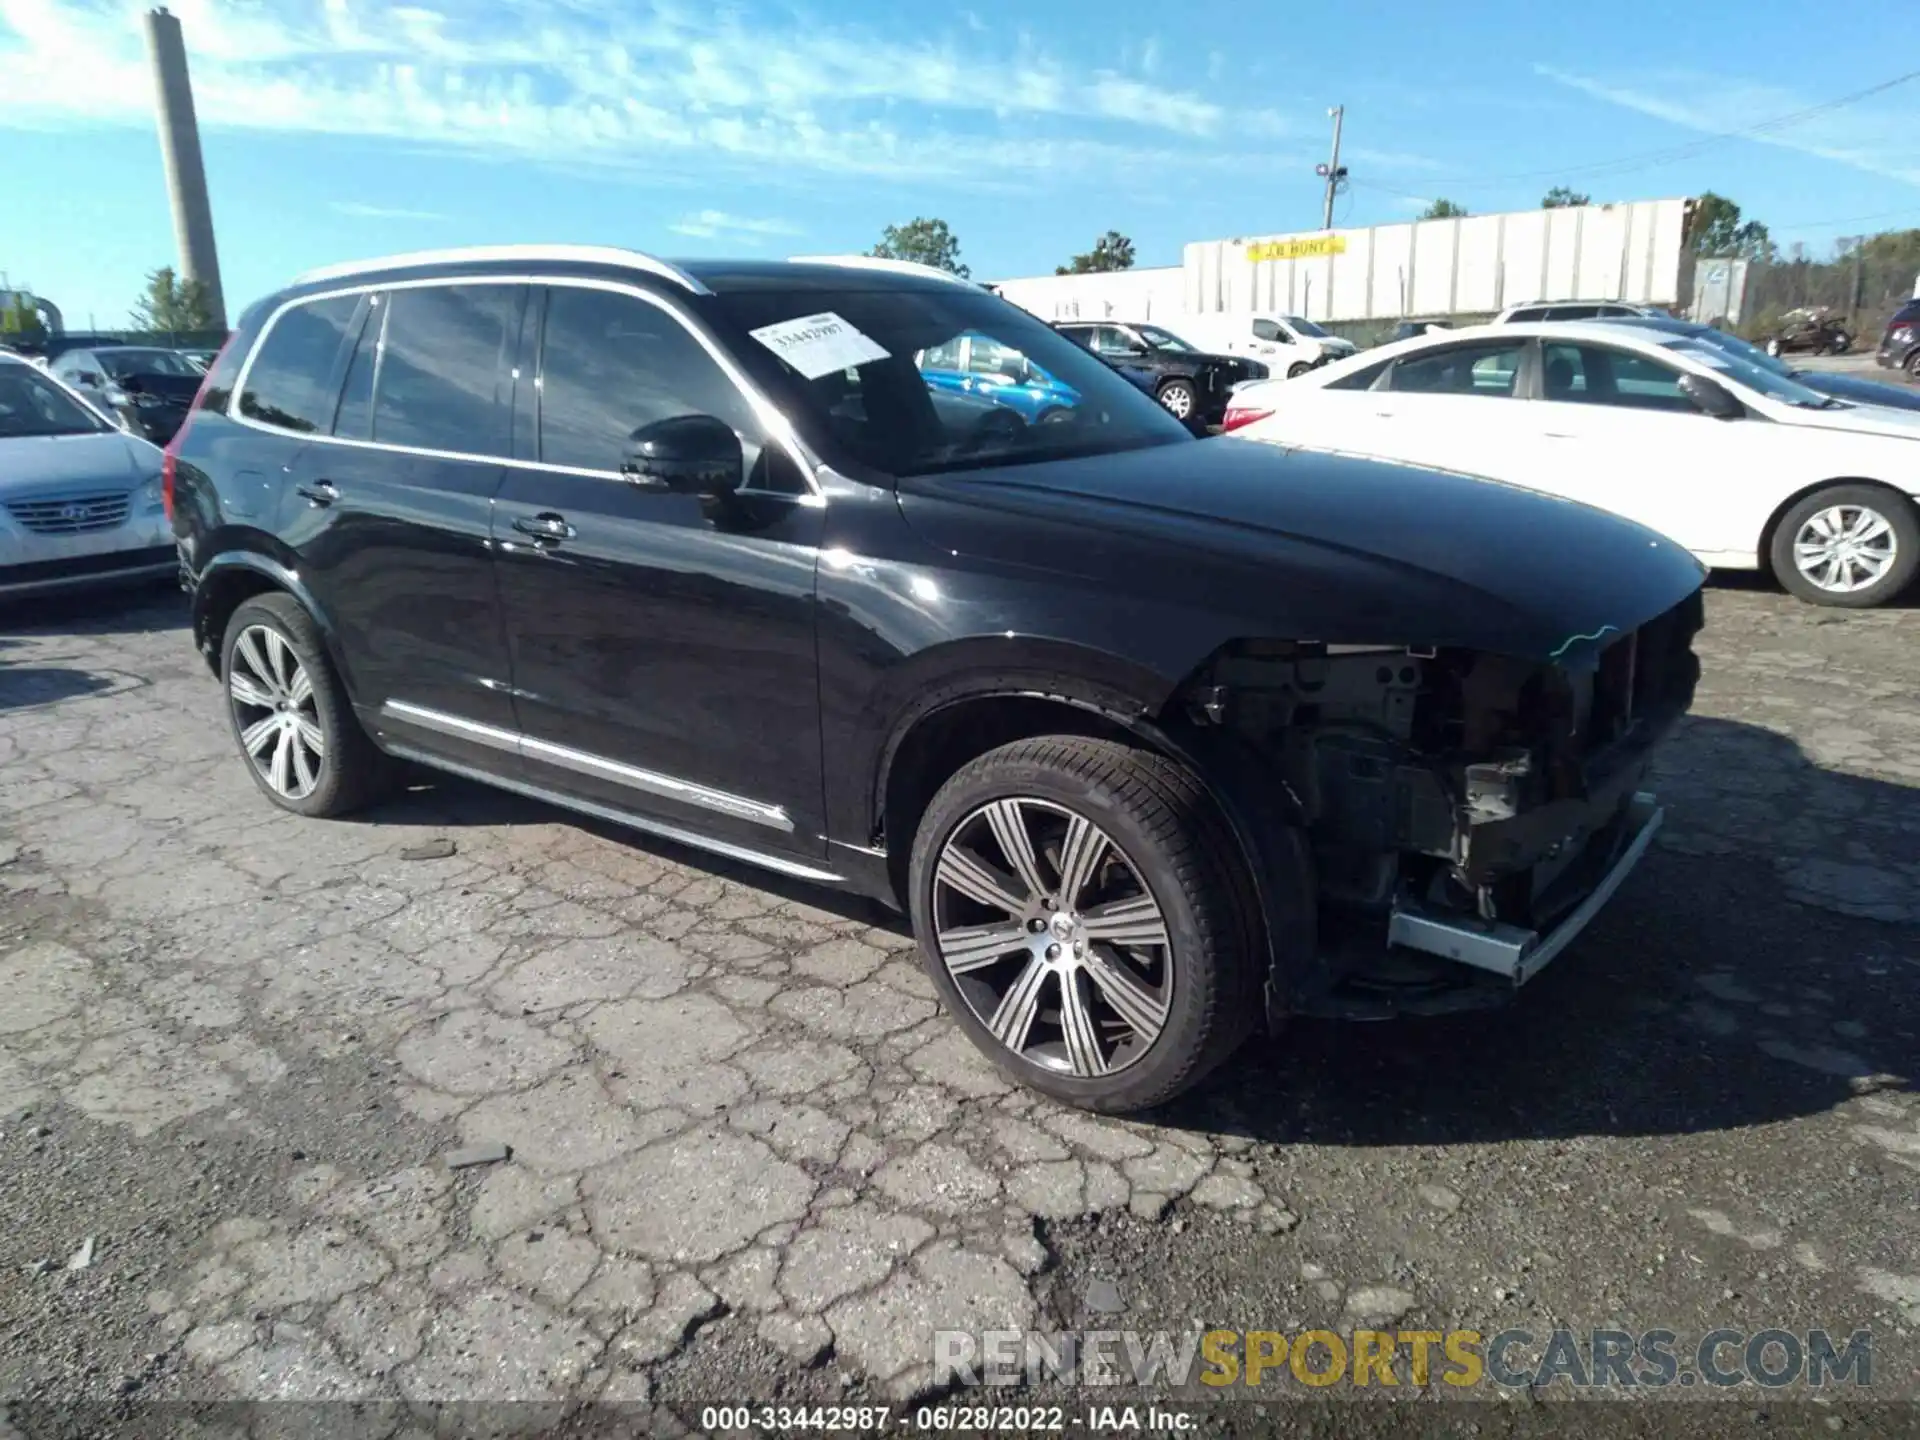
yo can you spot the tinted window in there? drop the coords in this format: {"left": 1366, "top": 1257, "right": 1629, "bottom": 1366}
{"left": 710, "top": 286, "right": 1192, "bottom": 477}
{"left": 1540, "top": 343, "right": 1695, "bottom": 411}
{"left": 1387, "top": 341, "right": 1524, "bottom": 397}
{"left": 1506, "top": 307, "right": 1549, "bottom": 323}
{"left": 239, "top": 295, "right": 361, "bottom": 433}
{"left": 537, "top": 286, "right": 761, "bottom": 477}
{"left": 1545, "top": 305, "right": 1601, "bottom": 321}
{"left": 334, "top": 295, "right": 381, "bottom": 439}
{"left": 1252, "top": 319, "right": 1284, "bottom": 342}
{"left": 1325, "top": 357, "right": 1392, "bottom": 390}
{"left": 372, "top": 284, "right": 520, "bottom": 456}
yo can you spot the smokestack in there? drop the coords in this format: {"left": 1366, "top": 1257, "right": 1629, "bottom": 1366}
{"left": 142, "top": 6, "right": 226, "bottom": 329}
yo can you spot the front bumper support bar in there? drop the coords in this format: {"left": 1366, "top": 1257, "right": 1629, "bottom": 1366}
{"left": 1386, "top": 792, "right": 1663, "bottom": 987}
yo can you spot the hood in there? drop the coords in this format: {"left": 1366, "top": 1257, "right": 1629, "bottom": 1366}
{"left": 1790, "top": 371, "right": 1920, "bottom": 415}
{"left": 897, "top": 436, "right": 1705, "bottom": 666}
{"left": 0, "top": 430, "right": 157, "bottom": 496}
{"left": 1777, "top": 398, "right": 1920, "bottom": 439}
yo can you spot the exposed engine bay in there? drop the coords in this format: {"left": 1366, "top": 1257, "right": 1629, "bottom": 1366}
{"left": 1178, "top": 591, "right": 1704, "bottom": 997}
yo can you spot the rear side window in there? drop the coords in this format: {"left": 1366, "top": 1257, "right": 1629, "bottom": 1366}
{"left": 1388, "top": 341, "right": 1524, "bottom": 397}
{"left": 536, "top": 286, "right": 759, "bottom": 476}
{"left": 1325, "top": 357, "right": 1392, "bottom": 390}
{"left": 334, "top": 295, "right": 381, "bottom": 440}
{"left": 238, "top": 295, "right": 361, "bottom": 433}
{"left": 370, "top": 284, "right": 521, "bottom": 456}
{"left": 1506, "top": 306, "right": 1549, "bottom": 323}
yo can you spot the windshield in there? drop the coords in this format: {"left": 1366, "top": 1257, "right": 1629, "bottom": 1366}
{"left": 0, "top": 367, "right": 112, "bottom": 438}
{"left": 1666, "top": 338, "right": 1837, "bottom": 408}
{"left": 1135, "top": 325, "right": 1198, "bottom": 352}
{"left": 707, "top": 287, "right": 1193, "bottom": 476}
{"left": 1691, "top": 328, "right": 1795, "bottom": 379}
{"left": 98, "top": 348, "right": 202, "bottom": 379}
{"left": 1282, "top": 315, "right": 1329, "bottom": 338}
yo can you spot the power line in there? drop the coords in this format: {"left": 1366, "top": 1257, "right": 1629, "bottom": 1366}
{"left": 1767, "top": 204, "right": 1920, "bottom": 234}
{"left": 1360, "top": 68, "right": 1920, "bottom": 194}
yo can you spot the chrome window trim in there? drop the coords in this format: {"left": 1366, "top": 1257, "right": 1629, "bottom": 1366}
{"left": 292, "top": 244, "right": 711, "bottom": 296}
{"left": 225, "top": 273, "right": 824, "bottom": 498}
{"left": 380, "top": 700, "right": 796, "bottom": 833}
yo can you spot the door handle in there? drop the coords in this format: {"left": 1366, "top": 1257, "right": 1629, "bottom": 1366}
{"left": 1542, "top": 432, "right": 1576, "bottom": 439}
{"left": 512, "top": 512, "right": 576, "bottom": 542}
{"left": 295, "top": 480, "right": 338, "bottom": 506}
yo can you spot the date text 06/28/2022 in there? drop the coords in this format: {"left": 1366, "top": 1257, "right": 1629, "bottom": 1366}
{"left": 698, "top": 1405, "right": 1195, "bottom": 1433}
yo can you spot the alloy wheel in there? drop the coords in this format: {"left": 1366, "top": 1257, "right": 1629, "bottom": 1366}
{"left": 1792, "top": 504, "right": 1898, "bottom": 595}
{"left": 1160, "top": 385, "right": 1194, "bottom": 419}
{"left": 931, "top": 797, "right": 1172, "bottom": 1078}
{"left": 229, "top": 624, "right": 326, "bottom": 800}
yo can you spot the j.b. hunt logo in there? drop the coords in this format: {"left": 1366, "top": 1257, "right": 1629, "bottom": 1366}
{"left": 934, "top": 1327, "right": 1874, "bottom": 1391}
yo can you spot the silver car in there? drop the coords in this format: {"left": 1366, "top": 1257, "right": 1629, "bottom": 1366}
{"left": 0, "top": 354, "right": 176, "bottom": 601}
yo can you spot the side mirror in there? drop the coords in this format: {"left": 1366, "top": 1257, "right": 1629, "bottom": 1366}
{"left": 621, "top": 415, "right": 744, "bottom": 496}
{"left": 1126, "top": 341, "right": 1150, "bottom": 355}
{"left": 1679, "top": 372, "right": 1742, "bottom": 420}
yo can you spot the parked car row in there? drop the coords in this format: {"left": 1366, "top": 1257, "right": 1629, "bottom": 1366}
{"left": 152, "top": 244, "right": 1710, "bottom": 1115}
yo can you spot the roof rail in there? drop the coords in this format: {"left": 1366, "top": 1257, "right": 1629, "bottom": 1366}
{"left": 291, "top": 244, "right": 712, "bottom": 295}
{"left": 787, "top": 254, "right": 975, "bottom": 287}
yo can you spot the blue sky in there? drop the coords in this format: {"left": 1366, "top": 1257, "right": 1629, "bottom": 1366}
{"left": 3, "top": 0, "right": 1917, "bottom": 327}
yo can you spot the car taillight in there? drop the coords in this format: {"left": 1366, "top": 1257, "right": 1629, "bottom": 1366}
{"left": 1220, "top": 405, "right": 1274, "bottom": 434}
{"left": 161, "top": 334, "right": 234, "bottom": 523}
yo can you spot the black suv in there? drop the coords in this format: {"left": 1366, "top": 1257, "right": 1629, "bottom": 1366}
{"left": 1053, "top": 321, "right": 1264, "bottom": 426}
{"left": 168, "top": 246, "right": 1705, "bottom": 1113}
{"left": 1877, "top": 299, "right": 1920, "bottom": 378}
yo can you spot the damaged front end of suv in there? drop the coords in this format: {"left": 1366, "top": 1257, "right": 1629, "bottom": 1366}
{"left": 1178, "top": 589, "right": 1704, "bottom": 1019}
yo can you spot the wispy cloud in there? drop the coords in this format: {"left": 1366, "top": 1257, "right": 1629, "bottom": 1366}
{"left": 0, "top": 0, "right": 1298, "bottom": 187}
{"left": 1535, "top": 65, "right": 1920, "bottom": 187}
{"left": 668, "top": 209, "right": 800, "bottom": 243}
{"left": 330, "top": 200, "right": 448, "bottom": 221}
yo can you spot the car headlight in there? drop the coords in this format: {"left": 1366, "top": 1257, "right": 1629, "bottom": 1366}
{"left": 104, "top": 385, "right": 131, "bottom": 407}
{"left": 138, "top": 476, "right": 165, "bottom": 511}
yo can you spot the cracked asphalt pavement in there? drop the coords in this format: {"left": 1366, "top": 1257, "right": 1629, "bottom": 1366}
{"left": 1, "top": 579, "right": 1916, "bottom": 1430}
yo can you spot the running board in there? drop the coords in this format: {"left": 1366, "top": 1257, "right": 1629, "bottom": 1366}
{"left": 381, "top": 744, "right": 849, "bottom": 886}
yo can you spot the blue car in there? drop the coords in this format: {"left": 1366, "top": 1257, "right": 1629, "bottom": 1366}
{"left": 917, "top": 332, "right": 1080, "bottom": 423}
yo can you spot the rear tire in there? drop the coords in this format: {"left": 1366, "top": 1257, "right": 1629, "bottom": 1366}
{"left": 1769, "top": 484, "right": 1919, "bottom": 608}
{"left": 221, "top": 593, "right": 400, "bottom": 816}
{"left": 907, "top": 736, "right": 1261, "bottom": 1114}
{"left": 1905, "top": 351, "right": 1920, "bottom": 380}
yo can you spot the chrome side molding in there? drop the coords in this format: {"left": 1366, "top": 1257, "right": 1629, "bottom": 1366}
{"left": 380, "top": 743, "right": 846, "bottom": 886}
{"left": 380, "top": 700, "right": 796, "bottom": 833}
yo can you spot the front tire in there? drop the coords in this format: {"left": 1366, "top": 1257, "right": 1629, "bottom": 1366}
{"left": 1156, "top": 379, "right": 1196, "bottom": 422}
{"left": 1287, "top": 362, "right": 1311, "bottom": 380}
{"left": 907, "top": 736, "right": 1260, "bottom": 1114}
{"left": 221, "top": 593, "right": 399, "bottom": 816}
{"left": 1905, "top": 351, "right": 1920, "bottom": 380}
{"left": 1769, "top": 484, "right": 1919, "bottom": 608}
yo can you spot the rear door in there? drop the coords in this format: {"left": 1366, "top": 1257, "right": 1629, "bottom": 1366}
{"left": 491, "top": 282, "right": 829, "bottom": 859}
{"left": 1283, "top": 337, "right": 1538, "bottom": 481}
{"left": 263, "top": 281, "right": 525, "bottom": 767}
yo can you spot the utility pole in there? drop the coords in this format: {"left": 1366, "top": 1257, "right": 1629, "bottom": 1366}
{"left": 1317, "top": 107, "right": 1348, "bottom": 231}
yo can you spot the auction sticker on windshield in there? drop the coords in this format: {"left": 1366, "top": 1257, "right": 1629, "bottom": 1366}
{"left": 749, "top": 312, "right": 891, "bottom": 379}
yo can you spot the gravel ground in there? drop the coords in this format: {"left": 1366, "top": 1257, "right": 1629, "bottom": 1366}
{"left": 0, "top": 576, "right": 1915, "bottom": 1438}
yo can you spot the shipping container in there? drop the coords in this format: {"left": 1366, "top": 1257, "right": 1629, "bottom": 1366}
{"left": 991, "top": 198, "right": 1695, "bottom": 328}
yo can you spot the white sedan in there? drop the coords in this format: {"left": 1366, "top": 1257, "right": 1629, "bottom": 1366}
{"left": 1223, "top": 320, "right": 1920, "bottom": 607}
